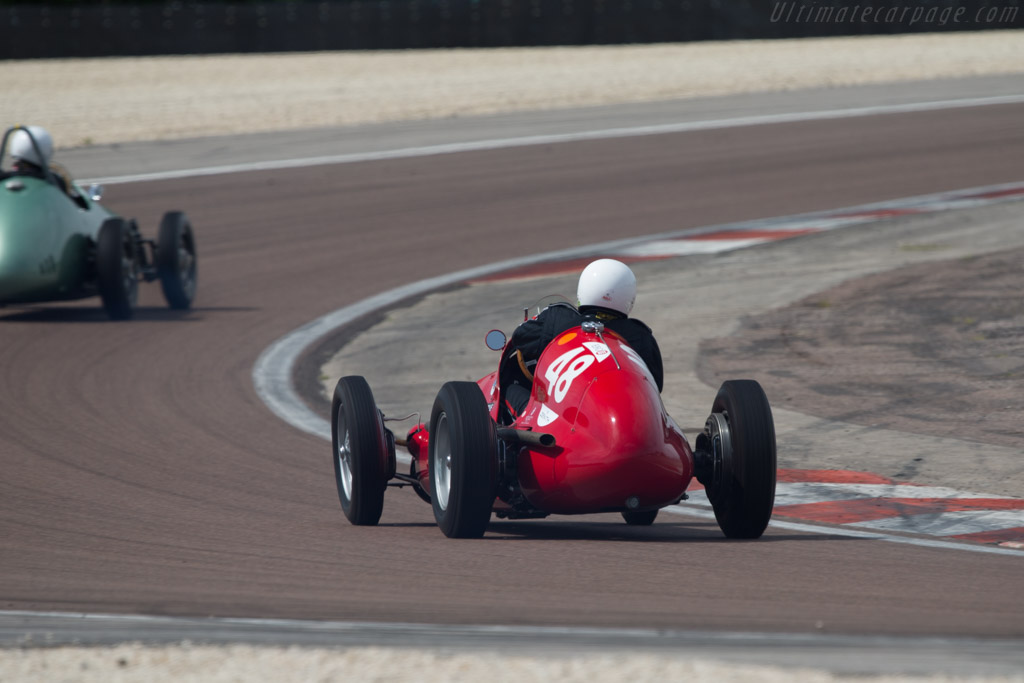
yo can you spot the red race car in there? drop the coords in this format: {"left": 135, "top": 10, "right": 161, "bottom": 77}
{"left": 331, "top": 306, "right": 776, "bottom": 539}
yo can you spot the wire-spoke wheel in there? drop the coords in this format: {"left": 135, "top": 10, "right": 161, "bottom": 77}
{"left": 429, "top": 382, "right": 498, "bottom": 538}
{"left": 331, "top": 376, "right": 387, "bottom": 525}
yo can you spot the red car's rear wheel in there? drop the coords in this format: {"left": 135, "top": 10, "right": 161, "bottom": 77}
{"left": 429, "top": 381, "right": 498, "bottom": 538}
{"left": 704, "top": 379, "right": 777, "bottom": 539}
{"left": 331, "top": 375, "right": 387, "bottom": 525}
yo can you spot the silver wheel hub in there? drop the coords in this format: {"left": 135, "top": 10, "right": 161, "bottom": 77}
{"left": 336, "top": 404, "right": 353, "bottom": 499}
{"left": 122, "top": 253, "right": 138, "bottom": 305}
{"left": 704, "top": 412, "right": 731, "bottom": 492}
{"left": 178, "top": 239, "right": 196, "bottom": 298}
{"left": 432, "top": 413, "right": 452, "bottom": 511}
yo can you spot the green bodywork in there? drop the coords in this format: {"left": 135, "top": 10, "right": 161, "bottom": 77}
{"left": 0, "top": 173, "right": 119, "bottom": 305}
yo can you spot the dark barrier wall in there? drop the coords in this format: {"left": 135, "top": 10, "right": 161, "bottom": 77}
{"left": 1, "top": 0, "right": 1021, "bottom": 59}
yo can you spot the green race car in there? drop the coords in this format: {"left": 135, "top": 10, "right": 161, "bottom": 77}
{"left": 0, "top": 125, "right": 197, "bottom": 320}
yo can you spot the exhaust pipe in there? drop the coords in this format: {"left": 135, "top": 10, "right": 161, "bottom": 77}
{"left": 496, "top": 427, "right": 556, "bottom": 448}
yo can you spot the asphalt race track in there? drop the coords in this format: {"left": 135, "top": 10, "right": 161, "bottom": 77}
{"left": 2, "top": 81, "right": 1023, "bottom": 658}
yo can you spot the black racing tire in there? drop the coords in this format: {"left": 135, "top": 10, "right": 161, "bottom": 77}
{"left": 621, "top": 509, "right": 659, "bottom": 526}
{"left": 705, "top": 380, "right": 777, "bottom": 539}
{"left": 96, "top": 217, "right": 138, "bottom": 320}
{"left": 157, "top": 211, "right": 197, "bottom": 310}
{"left": 331, "top": 376, "right": 388, "bottom": 526}
{"left": 429, "top": 381, "right": 498, "bottom": 539}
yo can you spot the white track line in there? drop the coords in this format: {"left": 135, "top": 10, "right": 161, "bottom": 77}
{"left": 86, "top": 93, "right": 1024, "bottom": 186}
{"left": 770, "top": 482, "right": 1015, "bottom": 507}
{"left": 621, "top": 237, "right": 767, "bottom": 256}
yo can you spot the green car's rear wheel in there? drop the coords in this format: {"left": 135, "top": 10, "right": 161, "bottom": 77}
{"left": 96, "top": 218, "right": 138, "bottom": 320}
{"left": 157, "top": 211, "right": 197, "bottom": 310}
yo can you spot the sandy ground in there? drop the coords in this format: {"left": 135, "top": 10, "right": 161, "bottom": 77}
{"left": 4, "top": 31, "right": 1024, "bottom": 682}
{"left": 8, "top": 644, "right": 1014, "bottom": 683}
{"left": 699, "top": 245, "right": 1024, "bottom": 451}
{"left": 0, "top": 31, "right": 1022, "bottom": 148}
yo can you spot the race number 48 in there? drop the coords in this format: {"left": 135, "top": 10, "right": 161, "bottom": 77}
{"left": 545, "top": 348, "right": 595, "bottom": 403}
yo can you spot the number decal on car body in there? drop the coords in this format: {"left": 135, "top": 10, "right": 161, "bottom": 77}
{"left": 545, "top": 347, "right": 596, "bottom": 403}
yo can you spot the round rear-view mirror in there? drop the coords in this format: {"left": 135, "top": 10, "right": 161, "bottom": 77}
{"left": 484, "top": 329, "right": 507, "bottom": 351}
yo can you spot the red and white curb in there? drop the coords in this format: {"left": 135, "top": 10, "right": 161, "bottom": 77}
{"left": 677, "top": 469, "right": 1024, "bottom": 551}
{"left": 471, "top": 181, "right": 1024, "bottom": 282}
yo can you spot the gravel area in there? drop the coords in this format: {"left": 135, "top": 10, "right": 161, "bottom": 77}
{"left": 7, "top": 644, "right": 1010, "bottom": 683}
{"left": 0, "top": 31, "right": 1022, "bottom": 148}
{"left": 700, "top": 245, "right": 1024, "bottom": 451}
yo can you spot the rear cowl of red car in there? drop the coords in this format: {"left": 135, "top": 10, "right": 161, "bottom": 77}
{"left": 518, "top": 370, "right": 692, "bottom": 515}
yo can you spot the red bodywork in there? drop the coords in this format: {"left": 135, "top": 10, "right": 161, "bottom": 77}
{"left": 409, "top": 325, "right": 694, "bottom": 515}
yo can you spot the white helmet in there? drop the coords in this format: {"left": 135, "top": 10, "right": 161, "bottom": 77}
{"left": 10, "top": 126, "right": 53, "bottom": 167}
{"left": 577, "top": 258, "right": 637, "bottom": 316}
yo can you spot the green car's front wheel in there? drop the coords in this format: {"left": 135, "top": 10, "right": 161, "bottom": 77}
{"left": 157, "top": 211, "right": 197, "bottom": 310}
{"left": 96, "top": 218, "right": 138, "bottom": 320}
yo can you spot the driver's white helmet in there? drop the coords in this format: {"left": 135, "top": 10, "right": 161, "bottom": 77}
{"left": 577, "top": 258, "right": 636, "bottom": 316}
{"left": 10, "top": 126, "right": 54, "bottom": 167}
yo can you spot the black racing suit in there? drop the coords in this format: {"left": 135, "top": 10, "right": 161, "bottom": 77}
{"left": 498, "top": 302, "right": 663, "bottom": 422}
{"left": 9, "top": 160, "right": 47, "bottom": 181}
